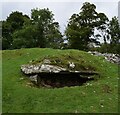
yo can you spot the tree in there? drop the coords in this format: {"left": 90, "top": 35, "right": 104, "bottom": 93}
{"left": 31, "top": 8, "right": 63, "bottom": 48}
{"left": 2, "top": 21, "right": 12, "bottom": 49}
{"left": 11, "top": 8, "right": 63, "bottom": 49}
{"left": 6, "top": 11, "right": 30, "bottom": 32}
{"left": 12, "top": 25, "right": 37, "bottom": 49}
{"left": 108, "top": 16, "right": 120, "bottom": 54}
{"left": 2, "top": 11, "right": 30, "bottom": 50}
{"left": 94, "top": 17, "right": 120, "bottom": 54}
{"left": 96, "top": 13, "right": 110, "bottom": 44}
{"left": 109, "top": 17, "right": 120, "bottom": 44}
{"left": 65, "top": 2, "right": 108, "bottom": 50}
{"left": 45, "top": 22, "right": 63, "bottom": 49}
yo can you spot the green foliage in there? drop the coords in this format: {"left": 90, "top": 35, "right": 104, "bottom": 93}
{"left": 94, "top": 43, "right": 110, "bottom": 53}
{"left": 1, "top": 3, "right": 119, "bottom": 52}
{"left": 65, "top": 2, "right": 108, "bottom": 50}
{"left": 98, "top": 43, "right": 120, "bottom": 54}
{"left": 96, "top": 17, "right": 120, "bottom": 54}
{"left": 31, "top": 8, "right": 54, "bottom": 48}
{"left": 2, "top": 48, "right": 118, "bottom": 113}
{"left": 6, "top": 11, "right": 30, "bottom": 32}
{"left": 12, "top": 25, "right": 37, "bottom": 49}
{"left": 45, "top": 22, "right": 63, "bottom": 49}
{"left": 2, "top": 11, "right": 30, "bottom": 50}
{"left": 2, "top": 9, "right": 63, "bottom": 49}
{"left": 109, "top": 16, "right": 120, "bottom": 44}
{"left": 31, "top": 8, "right": 63, "bottom": 48}
{"left": 2, "top": 21, "right": 12, "bottom": 49}
{"left": 108, "top": 17, "right": 120, "bottom": 54}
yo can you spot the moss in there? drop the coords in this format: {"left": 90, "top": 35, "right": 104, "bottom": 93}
{"left": 29, "top": 53, "right": 97, "bottom": 72}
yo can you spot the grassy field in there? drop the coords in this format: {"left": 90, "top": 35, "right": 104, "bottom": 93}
{"left": 2, "top": 48, "right": 119, "bottom": 113}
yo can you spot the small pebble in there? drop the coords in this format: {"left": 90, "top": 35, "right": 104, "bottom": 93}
{"left": 101, "top": 105, "right": 104, "bottom": 108}
{"left": 75, "top": 110, "right": 78, "bottom": 113}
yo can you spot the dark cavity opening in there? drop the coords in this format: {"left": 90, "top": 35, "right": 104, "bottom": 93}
{"left": 35, "top": 71, "right": 98, "bottom": 88}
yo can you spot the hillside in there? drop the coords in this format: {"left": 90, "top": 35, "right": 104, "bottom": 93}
{"left": 2, "top": 48, "right": 118, "bottom": 113}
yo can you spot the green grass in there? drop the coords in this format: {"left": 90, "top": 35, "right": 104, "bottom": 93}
{"left": 2, "top": 48, "right": 118, "bottom": 113}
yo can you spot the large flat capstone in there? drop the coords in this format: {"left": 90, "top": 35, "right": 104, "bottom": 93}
{"left": 21, "top": 64, "right": 67, "bottom": 74}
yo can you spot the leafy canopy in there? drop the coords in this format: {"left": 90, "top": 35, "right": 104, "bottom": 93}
{"left": 65, "top": 2, "right": 108, "bottom": 50}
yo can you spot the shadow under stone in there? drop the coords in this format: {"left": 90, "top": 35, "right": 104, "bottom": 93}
{"left": 35, "top": 71, "right": 98, "bottom": 88}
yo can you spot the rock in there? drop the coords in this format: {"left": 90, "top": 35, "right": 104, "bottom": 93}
{"left": 88, "top": 51, "right": 119, "bottom": 64}
{"left": 69, "top": 62, "right": 75, "bottom": 68}
{"left": 21, "top": 64, "right": 67, "bottom": 75}
{"left": 29, "top": 75, "right": 38, "bottom": 84}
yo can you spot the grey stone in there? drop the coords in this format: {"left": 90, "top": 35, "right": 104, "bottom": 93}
{"left": 29, "top": 75, "right": 38, "bottom": 84}
{"left": 21, "top": 64, "right": 67, "bottom": 75}
{"left": 88, "top": 51, "right": 119, "bottom": 64}
{"left": 69, "top": 62, "right": 75, "bottom": 68}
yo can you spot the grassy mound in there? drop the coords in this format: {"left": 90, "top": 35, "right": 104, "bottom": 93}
{"left": 30, "top": 51, "right": 97, "bottom": 72}
{"left": 2, "top": 48, "right": 118, "bottom": 113}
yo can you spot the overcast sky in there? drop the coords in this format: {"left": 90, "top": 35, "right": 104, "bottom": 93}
{"left": 1, "top": 0, "right": 120, "bottom": 33}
